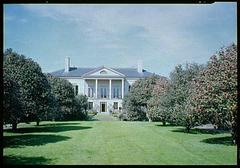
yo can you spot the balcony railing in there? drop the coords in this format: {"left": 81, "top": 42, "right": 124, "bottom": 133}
{"left": 87, "top": 95, "right": 122, "bottom": 99}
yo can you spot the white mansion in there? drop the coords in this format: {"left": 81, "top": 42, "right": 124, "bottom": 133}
{"left": 51, "top": 58, "right": 154, "bottom": 113}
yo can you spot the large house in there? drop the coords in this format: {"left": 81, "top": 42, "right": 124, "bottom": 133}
{"left": 51, "top": 57, "right": 154, "bottom": 113}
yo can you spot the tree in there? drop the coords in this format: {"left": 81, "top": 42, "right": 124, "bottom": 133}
{"left": 47, "top": 75, "right": 75, "bottom": 120}
{"left": 162, "top": 63, "right": 204, "bottom": 131}
{"left": 3, "top": 72, "right": 23, "bottom": 130}
{"left": 72, "top": 95, "right": 88, "bottom": 120}
{"left": 147, "top": 77, "right": 170, "bottom": 124}
{"left": 186, "top": 44, "right": 237, "bottom": 142}
{"left": 122, "top": 75, "right": 160, "bottom": 121}
{"left": 4, "top": 49, "right": 54, "bottom": 127}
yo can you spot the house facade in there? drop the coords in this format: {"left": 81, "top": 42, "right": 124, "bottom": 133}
{"left": 51, "top": 57, "right": 154, "bottom": 113}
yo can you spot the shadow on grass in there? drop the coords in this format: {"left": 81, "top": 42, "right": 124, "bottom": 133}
{"left": 3, "top": 155, "right": 52, "bottom": 165}
{"left": 171, "top": 128, "right": 226, "bottom": 134}
{"left": 3, "top": 134, "right": 71, "bottom": 148}
{"left": 4, "top": 125, "right": 92, "bottom": 133}
{"left": 155, "top": 124, "right": 178, "bottom": 127}
{"left": 39, "top": 122, "right": 81, "bottom": 126}
{"left": 201, "top": 136, "right": 234, "bottom": 146}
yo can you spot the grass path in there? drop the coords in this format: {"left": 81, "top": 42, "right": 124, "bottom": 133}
{"left": 3, "top": 117, "right": 237, "bottom": 165}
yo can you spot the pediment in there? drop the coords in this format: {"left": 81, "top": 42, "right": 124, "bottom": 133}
{"left": 82, "top": 66, "right": 125, "bottom": 77}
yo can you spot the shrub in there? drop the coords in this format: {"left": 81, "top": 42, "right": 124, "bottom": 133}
{"left": 72, "top": 95, "right": 88, "bottom": 120}
{"left": 111, "top": 111, "right": 119, "bottom": 118}
{"left": 118, "top": 111, "right": 128, "bottom": 121}
{"left": 88, "top": 110, "right": 98, "bottom": 116}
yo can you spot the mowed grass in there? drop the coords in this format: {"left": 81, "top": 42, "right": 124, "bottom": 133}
{"left": 3, "top": 115, "right": 236, "bottom": 165}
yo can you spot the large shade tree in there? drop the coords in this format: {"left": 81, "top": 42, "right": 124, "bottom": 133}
{"left": 3, "top": 72, "right": 23, "bottom": 130}
{"left": 163, "top": 63, "right": 204, "bottom": 131}
{"left": 4, "top": 49, "right": 54, "bottom": 127}
{"left": 186, "top": 44, "right": 237, "bottom": 143}
{"left": 147, "top": 76, "right": 170, "bottom": 123}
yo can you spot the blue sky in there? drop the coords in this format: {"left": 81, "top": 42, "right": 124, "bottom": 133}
{"left": 4, "top": 3, "right": 237, "bottom": 77}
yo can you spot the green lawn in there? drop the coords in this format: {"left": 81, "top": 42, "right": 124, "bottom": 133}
{"left": 3, "top": 114, "right": 236, "bottom": 165}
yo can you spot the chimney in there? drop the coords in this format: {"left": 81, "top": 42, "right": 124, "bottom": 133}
{"left": 137, "top": 60, "right": 143, "bottom": 73}
{"left": 65, "top": 57, "right": 70, "bottom": 72}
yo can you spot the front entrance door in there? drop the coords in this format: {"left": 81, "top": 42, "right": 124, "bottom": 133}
{"left": 100, "top": 102, "right": 107, "bottom": 112}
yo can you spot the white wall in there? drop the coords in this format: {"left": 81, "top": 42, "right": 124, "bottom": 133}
{"left": 125, "top": 78, "right": 138, "bottom": 94}
{"left": 65, "top": 78, "right": 85, "bottom": 95}
{"left": 63, "top": 77, "right": 139, "bottom": 96}
{"left": 62, "top": 77, "right": 140, "bottom": 113}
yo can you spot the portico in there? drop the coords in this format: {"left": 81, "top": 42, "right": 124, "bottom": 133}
{"left": 84, "top": 78, "right": 124, "bottom": 113}
{"left": 84, "top": 78, "right": 125, "bottom": 100}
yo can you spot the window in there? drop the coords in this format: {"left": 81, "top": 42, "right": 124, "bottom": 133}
{"left": 75, "top": 85, "right": 78, "bottom": 95}
{"left": 73, "top": 84, "right": 78, "bottom": 96}
{"left": 88, "top": 102, "right": 93, "bottom": 110}
{"left": 88, "top": 87, "right": 94, "bottom": 97}
{"left": 113, "top": 87, "right": 121, "bottom": 98}
{"left": 100, "top": 70, "right": 107, "bottom": 74}
{"left": 100, "top": 87, "right": 107, "bottom": 98}
{"left": 113, "top": 88, "right": 115, "bottom": 98}
{"left": 113, "top": 102, "right": 118, "bottom": 110}
{"left": 117, "top": 88, "right": 120, "bottom": 98}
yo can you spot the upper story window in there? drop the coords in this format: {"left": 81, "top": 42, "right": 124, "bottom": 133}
{"left": 100, "top": 87, "right": 107, "bottom": 98}
{"left": 113, "top": 87, "right": 121, "bottom": 98}
{"left": 88, "top": 87, "right": 94, "bottom": 97}
{"left": 73, "top": 84, "right": 78, "bottom": 96}
{"left": 100, "top": 70, "right": 107, "bottom": 74}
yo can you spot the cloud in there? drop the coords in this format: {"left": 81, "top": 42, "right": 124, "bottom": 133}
{"left": 18, "top": 4, "right": 236, "bottom": 76}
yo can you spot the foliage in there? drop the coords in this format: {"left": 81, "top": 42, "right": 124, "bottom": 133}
{"left": 118, "top": 111, "right": 128, "bottom": 121}
{"left": 88, "top": 111, "right": 98, "bottom": 116}
{"left": 186, "top": 44, "right": 237, "bottom": 142}
{"left": 72, "top": 95, "right": 88, "bottom": 120}
{"left": 47, "top": 75, "right": 75, "bottom": 120}
{"left": 122, "top": 75, "right": 160, "bottom": 121}
{"left": 3, "top": 72, "right": 23, "bottom": 129}
{"left": 4, "top": 49, "right": 54, "bottom": 127}
{"left": 159, "top": 63, "right": 204, "bottom": 131}
{"left": 147, "top": 77, "right": 170, "bottom": 123}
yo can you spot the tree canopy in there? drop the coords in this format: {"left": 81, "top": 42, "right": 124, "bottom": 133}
{"left": 4, "top": 49, "right": 54, "bottom": 128}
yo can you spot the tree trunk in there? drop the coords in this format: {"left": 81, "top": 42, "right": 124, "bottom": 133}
{"left": 12, "top": 122, "right": 17, "bottom": 131}
{"left": 36, "top": 121, "right": 40, "bottom": 126}
{"left": 186, "top": 126, "right": 190, "bottom": 133}
{"left": 146, "top": 113, "right": 152, "bottom": 122}
{"left": 162, "top": 121, "right": 166, "bottom": 126}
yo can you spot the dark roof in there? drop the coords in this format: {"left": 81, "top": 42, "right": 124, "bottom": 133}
{"left": 50, "top": 66, "right": 154, "bottom": 78}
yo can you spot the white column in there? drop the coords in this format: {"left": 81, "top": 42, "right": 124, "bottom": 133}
{"left": 95, "top": 79, "right": 98, "bottom": 99}
{"left": 109, "top": 79, "right": 112, "bottom": 99}
{"left": 122, "top": 78, "right": 124, "bottom": 99}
